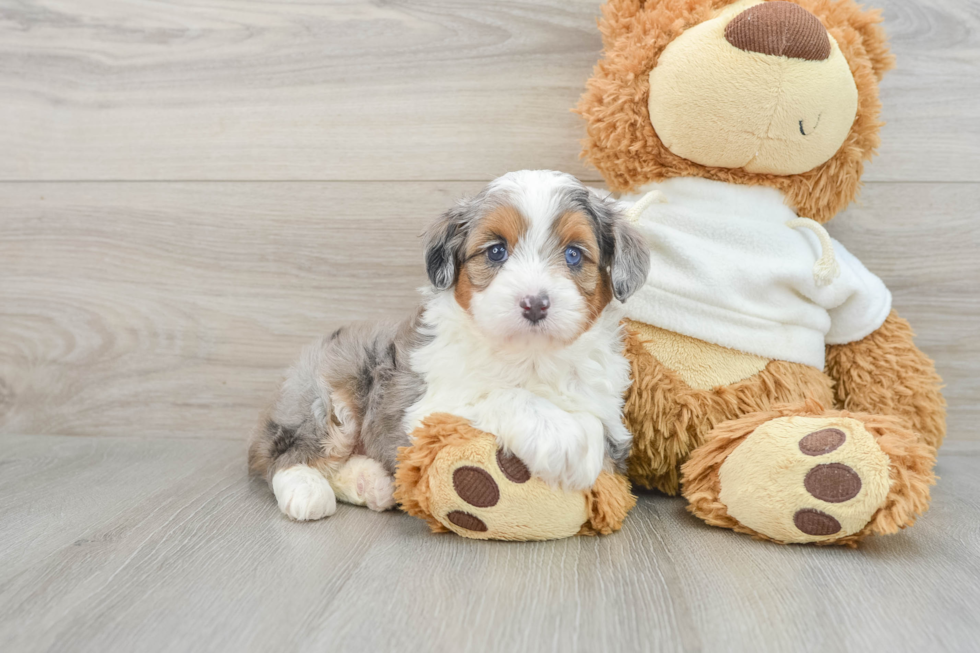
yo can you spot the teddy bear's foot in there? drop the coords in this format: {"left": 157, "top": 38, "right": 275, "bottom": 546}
{"left": 394, "top": 414, "right": 635, "bottom": 540}
{"left": 681, "top": 402, "right": 936, "bottom": 546}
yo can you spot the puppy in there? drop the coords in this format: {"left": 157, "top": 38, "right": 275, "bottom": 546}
{"left": 248, "top": 170, "right": 650, "bottom": 521}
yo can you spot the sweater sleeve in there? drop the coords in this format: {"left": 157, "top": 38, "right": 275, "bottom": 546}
{"left": 823, "top": 240, "right": 893, "bottom": 345}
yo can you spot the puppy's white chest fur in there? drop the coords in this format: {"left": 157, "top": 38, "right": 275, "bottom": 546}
{"left": 404, "top": 292, "right": 631, "bottom": 491}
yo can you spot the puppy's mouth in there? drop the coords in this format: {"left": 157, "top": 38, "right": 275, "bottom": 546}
{"left": 509, "top": 311, "right": 585, "bottom": 349}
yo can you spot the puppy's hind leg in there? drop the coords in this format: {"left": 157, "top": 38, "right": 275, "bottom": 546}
{"left": 272, "top": 460, "right": 337, "bottom": 521}
{"left": 248, "top": 338, "right": 350, "bottom": 521}
{"left": 329, "top": 455, "right": 396, "bottom": 512}
{"left": 250, "top": 417, "right": 338, "bottom": 521}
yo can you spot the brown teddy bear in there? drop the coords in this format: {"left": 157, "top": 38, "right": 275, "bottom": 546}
{"left": 576, "top": 0, "right": 946, "bottom": 545}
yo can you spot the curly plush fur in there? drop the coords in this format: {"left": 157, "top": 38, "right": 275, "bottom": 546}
{"left": 827, "top": 311, "right": 947, "bottom": 449}
{"left": 577, "top": 0, "right": 895, "bottom": 223}
{"left": 580, "top": 469, "right": 637, "bottom": 535}
{"left": 394, "top": 414, "right": 469, "bottom": 533}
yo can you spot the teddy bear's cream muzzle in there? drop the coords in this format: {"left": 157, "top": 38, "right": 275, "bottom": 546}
{"left": 647, "top": 0, "right": 859, "bottom": 176}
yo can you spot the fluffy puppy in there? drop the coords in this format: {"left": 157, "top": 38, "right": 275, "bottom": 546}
{"left": 248, "top": 170, "right": 650, "bottom": 521}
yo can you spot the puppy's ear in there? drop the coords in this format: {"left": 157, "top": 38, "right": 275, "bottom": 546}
{"left": 582, "top": 188, "right": 650, "bottom": 302}
{"left": 422, "top": 199, "right": 475, "bottom": 290}
{"left": 609, "top": 216, "right": 650, "bottom": 301}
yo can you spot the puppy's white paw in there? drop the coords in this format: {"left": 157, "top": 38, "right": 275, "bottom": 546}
{"left": 272, "top": 465, "right": 337, "bottom": 521}
{"left": 360, "top": 472, "right": 396, "bottom": 512}
{"left": 508, "top": 410, "right": 605, "bottom": 492}
{"left": 331, "top": 455, "right": 396, "bottom": 512}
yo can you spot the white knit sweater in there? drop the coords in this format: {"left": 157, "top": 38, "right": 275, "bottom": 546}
{"left": 618, "top": 177, "right": 892, "bottom": 370}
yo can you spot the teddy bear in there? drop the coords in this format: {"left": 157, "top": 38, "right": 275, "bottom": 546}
{"left": 393, "top": 0, "right": 946, "bottom": 545}
{"left": 574, "top": 0, "right": 946, "bottom": 545}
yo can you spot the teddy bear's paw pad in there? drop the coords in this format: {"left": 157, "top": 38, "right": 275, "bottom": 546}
{"left": 428, "top": 434, "right": 587, "bottom": 541}
{"left": 496, "top": 450, "right": 531, "bottom": 483}
{"left": 798, "top": 428, "right": 846, "bottom": 455}
{"left": 718, "top": 417, "right": 891, "bottom": 543}
{"left": 453, "top": 466, "right": 500, "bottom": 508}
{"left": 803, "top": 462, "right": 862, "bottom": 503}
{"left": 446, "top": 510, "right": 488, "bottom": 532}
{"left": 793, "top": 508, "right": 842, "bottom": 537}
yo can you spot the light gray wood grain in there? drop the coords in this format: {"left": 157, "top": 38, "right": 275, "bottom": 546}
{"left": 0, "top": 0, "right": 602, "bottom": 181}
{"left": 1, "top": 1, "right": 977, "bottom": 651}
{"left": 1, "top": 181, "right": 977, "bottom": 440}
{"left": 0, "top": 434, "right": 978, "bottom": 653}
{"left": 0, "top": 0, "right": 977, "bottom": 182}
{"left": 875, "top": 0, "right": 980, "bottom": 181}
{"left": 0, "top": 181, "right": 477, "bottom": 439}
{"left": 829, "top": 182, "right": 980, "bottom": 436}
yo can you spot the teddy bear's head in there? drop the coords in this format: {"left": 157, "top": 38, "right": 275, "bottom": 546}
{"left": 577, "top": 0, "right": 894, "bottom": 223}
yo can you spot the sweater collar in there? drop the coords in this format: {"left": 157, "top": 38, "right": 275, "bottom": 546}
{"left": 634, "top": 177, "right": 798, "bottom": 224}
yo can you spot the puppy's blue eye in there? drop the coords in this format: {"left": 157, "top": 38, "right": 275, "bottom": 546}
{"left": 564, "top": 246, "right": 582, "bottom": 266}
{"left": 487, "top": 244, "right": 508, "bottom": 263}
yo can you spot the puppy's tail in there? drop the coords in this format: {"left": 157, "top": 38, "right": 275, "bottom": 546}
{"left": 248, "top": 339, "right": 334, "bottom": 485}
{"left": 247, "top": 418, "right": 322, "bottom": 484}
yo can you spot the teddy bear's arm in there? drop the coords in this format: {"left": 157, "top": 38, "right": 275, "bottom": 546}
{"left": 825, "top": 310, "right": 946, "bottom": 449}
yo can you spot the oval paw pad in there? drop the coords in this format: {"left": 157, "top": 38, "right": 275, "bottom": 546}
{"left": 793, "top": 508, "right": 842, "bottom": 536}
{"left": 496, "top": 449, "right": 531, "bottom": 483}
{"left": 453, "top": 466, "right": 500, "bottom": 508}
{"left": 804, "top": 462, "right": 861, "bottom": 503}
{"left": 446, "top": 510, "right": 488, "bottom": 532}
{"left": 799, "top": 428, "right": 846, "bottom": 456}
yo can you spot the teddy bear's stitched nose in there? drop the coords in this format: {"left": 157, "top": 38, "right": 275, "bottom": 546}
{"left": 725, "top": 1, "right": 831, "bottom": 61}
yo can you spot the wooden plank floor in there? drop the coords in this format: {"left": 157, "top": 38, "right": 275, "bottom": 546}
{"left": 1, "top": 434, "right": 978, "bottom": 653}
{"left": 1, "top": 0, "right": 979, "bottom": 650}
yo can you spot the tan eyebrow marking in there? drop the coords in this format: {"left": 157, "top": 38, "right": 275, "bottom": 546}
{"left": 552, "top": 209, "right": 612, "bottom": 327}
{"left": 553, "top": 210, "right": 600, "bottom": 262}
{"left": 455, "top": 203, "right": 529, "bottom": 311}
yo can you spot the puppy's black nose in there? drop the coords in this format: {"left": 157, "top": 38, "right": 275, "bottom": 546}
{"left": 519, "top": 293, "right": 550, "bottom": 324}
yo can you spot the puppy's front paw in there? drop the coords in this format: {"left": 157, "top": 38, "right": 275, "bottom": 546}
{"left": 272, "top": 465, "right": 337, "bottom": 521}
{"left": 508, "top": 410, "right": 605, "bottom": 492}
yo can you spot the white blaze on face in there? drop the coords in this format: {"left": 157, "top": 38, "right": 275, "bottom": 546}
{"left": 466, "top": 171, "right": 595, "bottom": 348}
{"left": 469, "top": 234, "right": 588, "bottom": 347}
